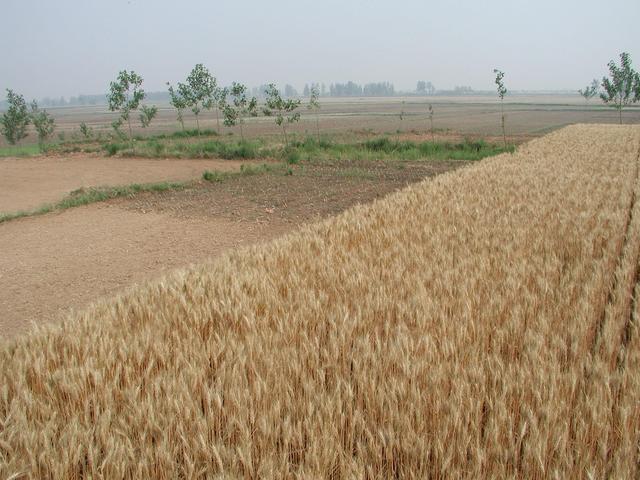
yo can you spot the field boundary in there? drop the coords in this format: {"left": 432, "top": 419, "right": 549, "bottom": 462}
{"left": 0, "top": 180, "right": 190, "bottom": 224}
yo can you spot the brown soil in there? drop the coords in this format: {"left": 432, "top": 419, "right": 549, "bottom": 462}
{"left": 0, "top": 159, "right": 469, "bottom": 339}
{"left": 0, "top": 154, "right": 265, "bottom": 212}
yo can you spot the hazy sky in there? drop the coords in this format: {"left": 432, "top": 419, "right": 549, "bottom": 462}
{"left": 1, "top": 0, "right": 639, "bottom": 99}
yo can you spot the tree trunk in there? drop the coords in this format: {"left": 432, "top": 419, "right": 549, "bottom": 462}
{"left": 430, "top": 117, "right": 434, "bottom": 142}
{"left": 316, "top": 113, "right": 320, "bottom": 143}
{"left": 501, "top": 100, "right": 506, "bottom": 149}
{"left": 239, "top": 121, "right": 244, "bottom": 141}
{"left": 127, "top": 117, "right": 133, "bottom": 145}
{"left": 195, "top": 113, "right": 200, "bottom": 135}
{"left": 216, "top": 109, "right": 220, "bottom": 134}
{"left": 619, "top": 107, "right": 623, "bottom": 125}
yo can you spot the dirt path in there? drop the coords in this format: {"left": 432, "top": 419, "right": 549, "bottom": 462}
{"left": 0, "top": 203, "right": 291, "bottom": 338}
{"left": 0, "top": 155, "right": 260, "bottom": 212}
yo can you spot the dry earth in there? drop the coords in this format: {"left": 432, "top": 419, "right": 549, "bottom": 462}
{"left": 0, "top": 155, "right": 267, "bottom": 212}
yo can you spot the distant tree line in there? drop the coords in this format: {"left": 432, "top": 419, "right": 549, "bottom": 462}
{"left": 327, "top": 81, "right": 395, "bottom": 97}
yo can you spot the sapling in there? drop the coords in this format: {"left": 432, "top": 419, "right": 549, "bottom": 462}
{"left": 107, "top": 70, "right": 145, "bottom": 143}
{"left": 139, "top": 105, "right": 158, "bottom": 128}
{"left": 263, "top": 83, "right": 301, "bottom": 146}
{"left": 307, "top": 86, "right": 321, "bottom": 142}
{"left": 222, "top": 82, "right": 257, "bottom": 140}
{"left": 178, "top": 64, "right": 217, "bottom": 134}
{"left": 578, "top": 79, "right": 599, "bottom": 107}
{"left": 0, "top": 89, "right": 30, "bottom": 145}
{"left": 428, "top": 104, "right": 434, "bottom": 142}
{"left": 493, "top": 69, "right": 507, "bottom": 148}
{"left": 79, "top": 122, "right": 93, "bottom": 139}
{"left": 167, "top": 83, "right": 187, "bottom": 131}
{"left": 30, "top": 101, "right": 55, "bottom": 148}
{"left": 600, "top": 52, "right": 640, "bottom": 124}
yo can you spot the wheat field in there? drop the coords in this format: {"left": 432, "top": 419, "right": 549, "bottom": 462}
{"left": 1, "top": 125, "right": 640, "bottom": 478}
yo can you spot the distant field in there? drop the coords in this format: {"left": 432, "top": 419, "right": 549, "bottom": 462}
{"left": 3, "top": 94, "right": 639, "bottom": 147}
{"left": 2, "top": 125, "right": 639, "bottom": 477}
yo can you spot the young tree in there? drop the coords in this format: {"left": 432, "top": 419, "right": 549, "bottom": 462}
{"left": 398, "top": 100, "right": 406, "bottom": 133}
{"left": 307, "top": 85, "right": 321, "bottom": 141}
{"left": 578, "top": 79, "right": 599, "bottom": 105}
{"left": 263, "top": 83, "right": 301, "bottom": 146}
{"left": 167, "top": 82, "right": 187, "bottom": 131}
{"left": 178, "top": 64, "right": 217, "bottom": 134}
{"left": 30, "top": 101, "right": 55, "bottom": 148}
{"left": 222, "top": 82, "right": 257, "bottom": 140}
{"left": 111, "top": 118, "right": 126, "bottom": 139}
{"left": 139, "top": 105, "right": 158, "bottom": 128}
{"left": 216, "top": 86, "right": 228, "bottom": 133}
{"left": 578, "top": 79, "right": 600, "bottom": 121}
{"left": 493, "top": 69, "right": 507, "bottom": 148}
{"left": 79, "top": 122, "right": 93, "bottom": 139}
{"left": 428, "top": 103, "right": 434, "bottom": 142}
{"left": 107, "top": 70, "right": 145, "bottom": 143}
{"left": 0, "top": 89, "right": 30, "bottom": 145}
{"left": 600, "top": 52, "right": 640, "bottom": 124}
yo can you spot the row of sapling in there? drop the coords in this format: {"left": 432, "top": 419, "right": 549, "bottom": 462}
{"left": 575, "top": 53, "right": 640, "bottom": 124}
{"left": 576, "top": 52, "right": 640, "bottom": 123}
{"left": 0, "top": 89, "right": 56, "bottom": 148}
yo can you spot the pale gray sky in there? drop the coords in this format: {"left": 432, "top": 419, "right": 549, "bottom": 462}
{"left": 1, "top": 0, "right": 639, "bottom": 99}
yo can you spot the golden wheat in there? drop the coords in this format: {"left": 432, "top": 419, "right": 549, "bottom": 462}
{"left": 1, "top": 124, "right": 639, "bottom": 478}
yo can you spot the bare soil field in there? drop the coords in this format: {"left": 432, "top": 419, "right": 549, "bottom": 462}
{"left": 0, "top": 159, "right": 464, "bottom": 338}
{"left": 0, "top": 155, "right": 269, "bottom": 212}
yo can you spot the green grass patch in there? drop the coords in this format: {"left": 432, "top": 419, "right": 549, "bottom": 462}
{"left": 152, "top": 128, "right": 218, "bottom": 140}
{"left": 289, "top": 135, "right": 513, "bottom": 162}
{"left": 0, "top": 181, "right": 188, "bottom": 225}
{"left": 96, "top": 129, "right": 512, "bottom": 164}
{"left": 0, "top": 144, "right": 42, "bottom": 157}
{"left": 108, "top": 138, "right": 265, "bottom": 160}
